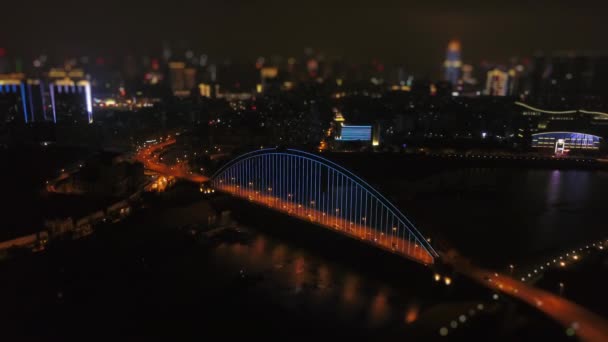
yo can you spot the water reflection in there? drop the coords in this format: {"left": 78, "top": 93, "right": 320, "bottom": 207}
{"left": 392, "top": 167, "right": 608, "bottom": 266}
{"left": 539, "top": 170, "right": 593, "bottom": 245}
{"left": 271, "top": 243, "right": 287, "bottom": 269}
{"left": 369, "top": 290, "right": 390, "bottom": 325}
{"left": 340, "top": 274, "right": 358, "bottom": 303}
{"left": 404, "top": 304, "right": 419, "bottom": 324}
{"left": 208, "top": 227, "right": 425, "bottom": 331}
{"left": 251, "top": 235, "right": 266, "bottom": 264}
{"left": 317, "top": 265, "right": 331, "bottom": 290}
{"left": 292, "top": 255, "right": 306, "bottom": 293}
{"left": 546, "top": 170, "right": 562, "bottom": 207}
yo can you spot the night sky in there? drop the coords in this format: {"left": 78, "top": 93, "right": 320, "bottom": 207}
{"left": 2, "top": 0, "right": 607, "bottom": 76}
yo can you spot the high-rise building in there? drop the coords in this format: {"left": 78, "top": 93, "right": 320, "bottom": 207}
{"left": 198, "top": 83, "right": 212, "bottom": 98}
{"left": 183, "top": 67, "right": 197, "bottom": 92}
{"left": 45, "top": 67, "right": 93, "bottom": 123}
{"left": 25, "top": 79, "right": 45, "bottom": 122}
{"left": 48, "top": 79, "right": 94, "bottom": 123}
{"left": 528, "top": 52, "right": 608, "bottom": 102}
{"left": 169, "top": 62, "right": 187, "bottom": 97}
{"left": 485, "top": 68, "right": 510, "bottom": 96}
{"left": 0, "top": 48, "right": 9, "bottom": 74}
{"left": 443, "top": 40, "right": 462, "bottom": 86}
{"left": 0, "top": 74, "right": 28, "bottom": 124}
{"left": 168, "top": 62, "right": 197, "bottom": 97}
{"left": 259, "top": 67, "right": 279, "bottom": 94}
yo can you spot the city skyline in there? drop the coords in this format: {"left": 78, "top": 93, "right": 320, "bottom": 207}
{"left": 3, "top": 1, "right": 608, "bottom": 76}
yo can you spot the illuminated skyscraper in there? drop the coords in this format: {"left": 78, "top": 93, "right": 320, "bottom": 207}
{"left": 169, "top": 62, "right": 188, "bottom": 97}
{"left": 0, "top": 74, "right": 28, "bottom": 123}
{"left": 485, "top": 68, "right": 510, "bottom": 96}
{"left": 168, "top": 61, "right": 197, "bottom": 97}
{"left": 443, "top": 40, "right": 462, "bottom": 86}
{"left": 45, "top": 68, "right": 93, "bottom": 123}
{"left": 184, "top": 67, "right": 197, "bottom": 91}
{"left": 48, "top": 79, "right": 94, "bottom": 123}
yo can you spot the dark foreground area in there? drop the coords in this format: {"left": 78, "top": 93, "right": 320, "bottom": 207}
{"left": 0, "top": 186, "right": 573, "bottom": 341}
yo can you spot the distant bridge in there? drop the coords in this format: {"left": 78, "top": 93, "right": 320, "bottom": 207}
{"left": 210, "top": 148, "right": 438, "bottom": 265}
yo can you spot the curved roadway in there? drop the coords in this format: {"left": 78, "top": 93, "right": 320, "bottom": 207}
{"left": 134, "top": 138, "right": 208, "bottom": 183}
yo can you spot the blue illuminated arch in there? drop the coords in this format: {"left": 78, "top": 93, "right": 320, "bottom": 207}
{"left": 211, "top": 148, "right": 439, "bottom": 264}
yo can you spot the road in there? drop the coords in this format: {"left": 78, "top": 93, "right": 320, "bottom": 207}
{"left": 215, "top": 183, "right": 435, "bottom": 265}
{"left": 134, "top": 138, "right": 208, "bottom": 183}
{"left": 46, "top": 171, "right": 71, "bottom": 193}
{"left": 444, "top": 251, "right": 608, "bottom": 342}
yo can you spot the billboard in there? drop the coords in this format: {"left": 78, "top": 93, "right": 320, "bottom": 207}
{"left": 336, "top": 125, "right": 372, "bottom": 141}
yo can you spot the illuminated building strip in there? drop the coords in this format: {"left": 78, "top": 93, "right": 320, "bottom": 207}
{"left": 515, "top": 102, "right": 608, "bottom": 117}
{"left": 531, "top": 132, "right": 601, "bottom": 150}
{"left": 84, "top": 83, "right": 93, "bottom": 123}
{"left": 579, "top": 109, "right": 608, "bottom": 116}
{"left": 515, "top": 102, "right": 576, "bottom": 114}
{"left": 19, "top": 83, "right": 28, "bottom": 124}
{"left": 49, "top": 84, "right": 57, "bottom": 123}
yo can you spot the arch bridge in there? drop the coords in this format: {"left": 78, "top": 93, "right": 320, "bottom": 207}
{"left": 210, "top": 148, "right": 438, "bottom": 265}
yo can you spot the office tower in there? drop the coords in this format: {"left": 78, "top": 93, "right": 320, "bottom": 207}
{"left": 444, "top": 40, "right": 462, "bottom": 86}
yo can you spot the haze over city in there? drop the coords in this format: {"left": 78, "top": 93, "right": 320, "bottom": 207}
{"left": 4, "top": 1, "right": 608, "bottom": 75}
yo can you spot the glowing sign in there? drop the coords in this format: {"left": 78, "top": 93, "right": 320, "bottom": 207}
{"left": 336, "top": 125, "right": 372, "bottom": 141}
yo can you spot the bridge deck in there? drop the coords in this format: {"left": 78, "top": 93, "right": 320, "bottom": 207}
{"left": 217, "top": 184, "right": 434, "bottom": 265}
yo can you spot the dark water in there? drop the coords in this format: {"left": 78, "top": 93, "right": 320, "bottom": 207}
{"left": 382, "top": 168, "right": 608, "bottom": 269}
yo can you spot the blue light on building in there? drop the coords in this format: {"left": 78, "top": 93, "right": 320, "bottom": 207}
{"left": 531, "top": 132, "right": 601, "bottom": 151}
{"left": 19, "top": 83, "right": 28, "bottom": 123}
{"left": 336, "top": 125, "right": 372, "bottom": 141}
{"left": 444, "top": 40, "right": 462, "bottom": 86}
